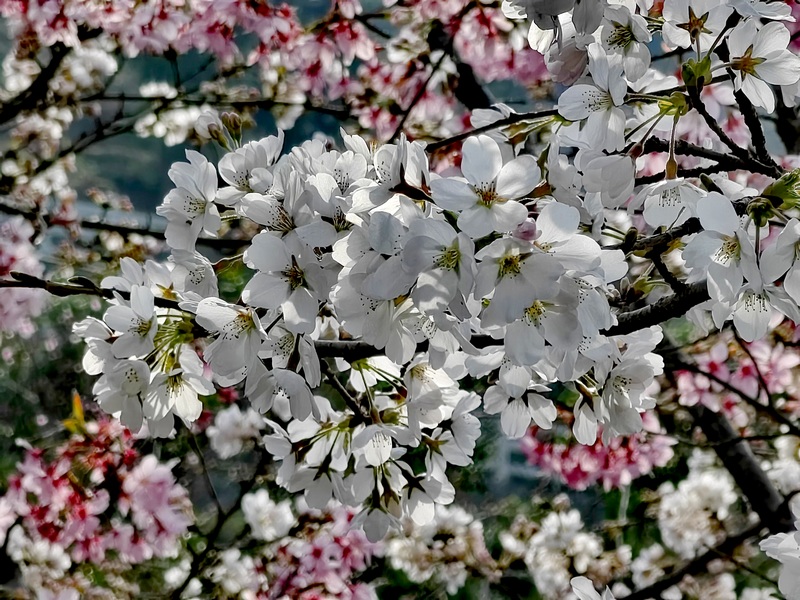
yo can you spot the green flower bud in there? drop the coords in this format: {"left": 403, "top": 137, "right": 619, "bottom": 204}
{"left": 762, "top": 168, "right": 800, "bottom": 210}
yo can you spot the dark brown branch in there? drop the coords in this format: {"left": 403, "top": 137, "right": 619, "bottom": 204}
{"left": 425, "top": 108, "right": 559, "bottom": 152}
{"left": 320, "top": 361, "right": 371, "bottom": 422}
{"left": 690, "top": 404, "right": 793, "bottom": 534}
{"left": 608, "top": 198, "right": 750, "bottom": 254}
{"left": 605, "top": 281, "right": 709, "bottom": 336}
{"left": 0, "top": 201, "right": 249, "bottom": 251}
{"left": 170, "top": 449, "right": 268, "bottom": 599}
{"left": 621, "top": 523, "right": 764, "bottom": 600}
{"left": 686, "top": 84, "right": 751, "bottom": 163}
{"left": 647, "top": 247, "right": 686, "bottom": 293}
{"left": 0, "top": 44, "right": 71, "bottom": 126}
{"left": 733, "top": 87, "right": 782, "bottom": 177}
{"left": 642, "top": 136, "right": 756, "bottom": 172}
{"left": 1, "top": 271, "right": 182, "bottom": 310}
{"left": 675, "top": 359, "right": 800, "bottom": 438}
{"left": 389, "top": 53, "right": 447, "bottom": 142}
{"left": 635, "top": 163, "right": 737, "bottom": 186}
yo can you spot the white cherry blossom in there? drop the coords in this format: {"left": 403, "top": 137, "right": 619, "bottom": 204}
{"left": 431, "top": 134, "right": 538, "bottom": 238}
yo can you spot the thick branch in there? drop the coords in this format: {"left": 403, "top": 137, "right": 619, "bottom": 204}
{"left": 0, "top": 45, "right": 71, "bottom": 126}
{"left": 642, "top": 136, "right": 759, "bottom": 172}
{"left": 605, "top": 281, "right": 709, "bottom": 336}
{"left": 733, "top": 87, "right": 782, "bottom": 177}
{"left": 608, "top": 198, "right": 750, "bottom": 254}
{"left": 0, "top": 271, "right": 181, "bottom": 309}
{"left": 689, "top": 404, "right": 793, "bottom": 534}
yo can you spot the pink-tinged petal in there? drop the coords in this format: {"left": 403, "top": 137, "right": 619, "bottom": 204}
{"left": 496, "top": 155, "right": 541, "bottom": 199}
{"left": 461, "top": 135, "right": 503, "bottom": 186}
{"left": 490, "top": 200, "right": 529, "bottom": 234}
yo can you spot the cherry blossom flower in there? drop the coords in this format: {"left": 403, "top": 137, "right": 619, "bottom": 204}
{"left": 727, "top": 20, "right": 800, "bottom": 113}
{"left": 431, "top": 134, "right": 538, "bottom": 238}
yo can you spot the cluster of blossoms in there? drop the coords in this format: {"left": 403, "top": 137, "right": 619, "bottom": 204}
{"left": 385, "top": 504, "right": 499, "bottom": 594}
{"left": 499, "top": 499, "right": 630, "bottom": 598}
{"left": 73, "top": 115, "right": 673, "bottom": 540}
{"left": 675, "top": 331, "right": 800, "bottom": 422}
{"left": 0, "top": 415, "right": 193, "bottom": 598}
{"left": 0, "top": 217, "right": 45, "bottom": 337}
{"left": 0, "top": 0, "right": 549, "bottom": 228}
{"left": 178, "top": 493, "right": 381, "bottom": 599}
{"left": 4, "top": 0, "right": 798, "bottom": 595}
{"left": 70, "top": 0, "right": 800, "bottom": 546}
{"left": 521, "top": 412, "right": 675, "bottom": 491}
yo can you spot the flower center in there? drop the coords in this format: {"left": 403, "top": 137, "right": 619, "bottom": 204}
{"left": 434, "top": 243, "right": 460, "bottom": 271}
{"left": 524, "top": 300, "right": 546, "bottom": 326}
{"left": 677, "top": 7, "right": 711, "bottom": 42}
{"left": 472, "top": 181, "right": 501, "bottom": 208}
{"left": 222, "top": 312, "right": 256, "bottom": 340}
{"left": 608, "top": 22, "right": 635, "bottom": 50}
{"left": 713, "top": 236, "right": 740, "bottom": 265}
{"left": 731, "top": 45, "right": 765, "bottom": 78}
{"left": 498, "top": 254, "right": 522, "bottom": 278}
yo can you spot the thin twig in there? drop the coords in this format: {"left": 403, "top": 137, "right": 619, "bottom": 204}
{"left": 686, "top": 84, "right": 750, "bottom": 162}
{"left": 389, "top": 53, "right": 447, "bottom": 142}
{"left": 425, "top": 108, "right": 560, "bottom": 152}
{"left": 320, "top": 361, "right": 370, "bottom": 422}
{"left": 675, "top": 359, "right": 800, "bottom": 438}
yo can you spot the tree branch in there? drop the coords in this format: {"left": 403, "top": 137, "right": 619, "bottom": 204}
{"left": 686, "top": 84, "right": 751, "bottom": 163}
{"left": 425, "top": 108, "right": 559, "bottom": 152}
{"left": 0, "top": 271, "right": 182, "bottom": 309}
{"left": 733, "top": 87, "right": 782, "bottom": 177}
{"left": 0, "top": 200, "right": 249, "bottom": 251}
{"left": 605, "top": 281, "right": 709, "bottom": 336}
{"left": 621, "top": 522, "right": 764, "bottom": 600}
{"left": 0, "top": 44, "right": 71, "bottom": 126}
{"left": 689, "top": 404, "right": 794, "bottom": 534}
